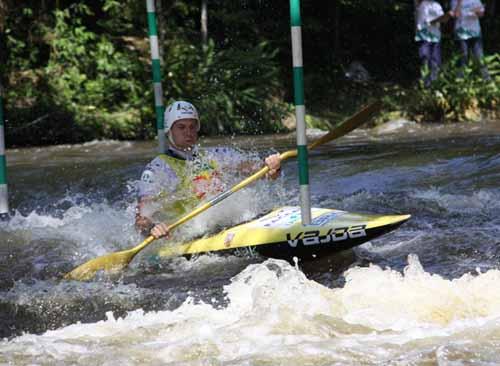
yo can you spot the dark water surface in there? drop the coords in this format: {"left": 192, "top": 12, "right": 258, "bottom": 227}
{"left": 1, "top": 119, "right": 500, "bottom": 365}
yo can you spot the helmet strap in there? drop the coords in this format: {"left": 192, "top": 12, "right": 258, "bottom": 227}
{"left": 167, "top": 131, "right": 198, "bottom": 160}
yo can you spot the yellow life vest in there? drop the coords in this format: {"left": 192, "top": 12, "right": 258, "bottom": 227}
{"left": 154, "top": 152, "right": 223, "bottom": 219}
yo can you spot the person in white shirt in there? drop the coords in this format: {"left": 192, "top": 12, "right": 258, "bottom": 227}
{"left": 414, "top": 0, "right": 452, "bottom": 86}
{"left": 450, "top": 0, "right": 490, "bottom": 79}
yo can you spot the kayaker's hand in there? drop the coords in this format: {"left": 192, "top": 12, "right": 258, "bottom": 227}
{"left": 150, "top": 223, "right": 171, "bottom": 239}
{"left": 265, "top": 153, "right": 281, "bottom": 180}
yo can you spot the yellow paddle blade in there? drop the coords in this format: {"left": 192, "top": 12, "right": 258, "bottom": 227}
{"left": 64, "top": 236, "right": 155, "bottom": 281}
{"left": 64, "top": 250, "right": 133, "bottom": 281}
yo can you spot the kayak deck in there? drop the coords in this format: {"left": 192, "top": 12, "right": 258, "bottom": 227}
{"left": 158, "top": 206, "right": 410, "bottom": 261}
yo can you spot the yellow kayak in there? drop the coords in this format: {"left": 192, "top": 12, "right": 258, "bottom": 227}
{"left": 158, "top": 206, "right": 410, "bottom": 261}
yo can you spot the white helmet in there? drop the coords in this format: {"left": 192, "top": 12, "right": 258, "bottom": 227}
{"left": 164, "top": 101, "right": 200, "bottom": 133}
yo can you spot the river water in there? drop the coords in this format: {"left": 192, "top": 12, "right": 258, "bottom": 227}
{"left": 1, "top": 119, "right": 500, "bottom": 365}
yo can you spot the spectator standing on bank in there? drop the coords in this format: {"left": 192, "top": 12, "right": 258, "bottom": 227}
{"left": 451, "top": 0, "right": 491, "bottom": 79}
{"left": 415, "top": 0, "right": 452, "bottom": 87}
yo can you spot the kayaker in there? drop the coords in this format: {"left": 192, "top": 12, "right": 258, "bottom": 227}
{"left": 135, "top": 100, "right": 282, "bottom": 239}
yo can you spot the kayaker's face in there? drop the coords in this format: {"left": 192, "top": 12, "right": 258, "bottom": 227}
{"left": 170, "top": 119, "right": 199, "bottom": 149}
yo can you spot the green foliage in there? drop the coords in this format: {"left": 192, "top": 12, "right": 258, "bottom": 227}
{"left": 2, "top": 5, "right": 45, "bottom": 110}
{"left": 2, "top": 0, "right": 500, "bottom": 146}
{"left": 163, "top": 39, "right": 287, "bottom": 135}
{"left": 98, "top": 0, "right": 146, "bottom": 34}
{"left": 409, "top": 54, "right": 499, "bottom": 122}
{"left": 43, "top": 5, "right": 149, "bottom": 139}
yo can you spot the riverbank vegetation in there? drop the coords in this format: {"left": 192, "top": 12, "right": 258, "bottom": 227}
{"left": 1, "top": 1, "right": 499, "bottom": 146}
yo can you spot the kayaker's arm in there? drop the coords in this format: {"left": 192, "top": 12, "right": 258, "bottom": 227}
{"left": 235, "top": 153, "right": 282, "bottom": 179}
{"left": 236, "top": 160, "right": 259, "bottom": 175}
{"left": 135, "top": 198, "right": 155, "bottom": 234}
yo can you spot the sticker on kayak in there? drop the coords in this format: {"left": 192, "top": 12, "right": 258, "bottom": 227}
{"left": 310, "top": 210, "right": 345, "bottom": 226}
{"left": 249, "top": 207, "right": 345, "bottom": 229}
{"left": 249, "top": 207, "right": 302, "bottom": 228}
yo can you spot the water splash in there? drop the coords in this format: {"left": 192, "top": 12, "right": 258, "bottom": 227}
{"left": 2, "top": 257, "right": 500, "bottom": 364}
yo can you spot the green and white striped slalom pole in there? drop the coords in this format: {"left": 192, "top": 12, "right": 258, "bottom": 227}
{"left": 290, "top": 0, "right": 311, "bottom": 225}
{"left": 146, "top": 0, "right": 165, "bottom": 152}
{"left": 0, "top": 88, "right": 8, "bottom": 219}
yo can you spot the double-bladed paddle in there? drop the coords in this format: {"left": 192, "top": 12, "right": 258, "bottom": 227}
{"left": 64, "top": 101, "right": 381, "bottom": 281}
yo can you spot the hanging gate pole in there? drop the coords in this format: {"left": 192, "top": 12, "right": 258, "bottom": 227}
{"left": 146, "top": 0, "right": 166, "bottom": 152}
{"left": 289, "top": 0, "right": 311, "bottom": 225}
{"left": 0, "top": 85, "right": 8, "bottom": 219}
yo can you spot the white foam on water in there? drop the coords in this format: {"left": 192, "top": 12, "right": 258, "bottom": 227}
{"left": 373, "top": 119, "right": 421, "bottom": 135}
{"left": 338, "top": 254, "right": 500, "bottom": 330}
{"left": 411, "top": 187, "right": 500, "bottom": 219}
{"left": 2, "top": 200, "right": 138, "bottom": 258}
{"left": 80, "top": 139, "right": 133, "bottom": 148}
{"left": 2, "top": 279, "right": 151, "bottom": 310}
{"left": 2, "top": 256, "right": 500, "bottom": 364}
{"left": 359, "top": 231, "right": 424, "bottom": 254}
{"left": 174, "top": 187, "right": 270, "bottom": 239}
{"left": 164, "top": 251, "right": 240, "bottom": 274}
